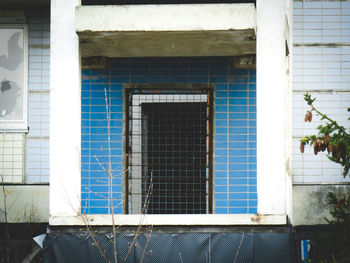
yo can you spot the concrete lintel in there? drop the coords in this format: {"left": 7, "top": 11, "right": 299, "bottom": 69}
{"left": 49, "top": 214, "right": 287, "bottom": 226}
{"left": 76, "top": 4, "right": 256, "bottom": 32}
{"left": 79, "top": 30, "right": 256, "bottom": 57}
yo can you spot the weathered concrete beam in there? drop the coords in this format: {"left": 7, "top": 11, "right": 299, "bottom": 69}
{"left": 76, "top": 4, "right": 256, "bottom": 57}
{"left": 76, "top": 4, "right": 256, "bottom": 32}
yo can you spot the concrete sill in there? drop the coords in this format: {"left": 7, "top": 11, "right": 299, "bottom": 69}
{"left": 49, "top": 214, "right": 286, "bottom": 226}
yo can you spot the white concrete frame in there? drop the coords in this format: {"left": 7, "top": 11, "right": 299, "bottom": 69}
{"left": 50, "top": 0, "right": 81, "bottom": 218}
{"left": 50, "top": 0, "right": 291, "bottom": 225}
{"left": 256, "top": 0, "right": 292, "bottom": 215}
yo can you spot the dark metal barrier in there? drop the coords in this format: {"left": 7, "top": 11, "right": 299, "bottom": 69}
{"left": 43, "top": 229, "right": 296, "bottom": 263}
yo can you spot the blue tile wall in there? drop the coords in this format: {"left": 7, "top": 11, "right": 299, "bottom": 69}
{"left": 81, "top": 58, "right": 257, "bottom": 214}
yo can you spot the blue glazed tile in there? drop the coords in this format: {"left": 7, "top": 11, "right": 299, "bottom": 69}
{"left": 229, "top": 178, "right": 247, "bottom": 185}
{"left": 249, "top": 163, "right": 257, "bottom": 170}
{"left": 216, "top": 200, "right": 228, "bottom": 207}
{"left": 215, "top": 141, "right": 228, "bottom": 148}
{"left": 215, "top": 84, "right": 228, "bottom": 90}
{"left": 229, "top": 134, "right": 248, "bottom": 142}
{"left": 229, "top": 148, "right": 248, "bottom": 156}
{"left": 229, "top": 98, "right": 248, "bottom": 105}
{"left": 215, "top": 156, "right": 227, "bottom": 163}
{"left": 229, "top": 128, "right": 248, "bottom": 135}
{"left": 248, "top": 185, "right": 257, "bottom": 192}
{"left": 229, "top": 141, "right": 248, "bottom": 148}
{"left": 229, "top": 207, "right": 248, "bottom": 214}
{"left": 215, "top": 127, "right": 228, "bottom": 134}
{"left": 229, "top": 106, "right": 246, "bottom": 113}
{"left": 229, "top": 90, "right": 248, "bottom": 98}
{"left": 216, "top": 91, "right": 228, "bottom": 98}
{"left": 90, "top": 199, "right": 108, "bottom": 207}
{"left": 215, "top": 186, "right": 228, "bottom": 193}
{"left": 215, "top": 135, "right": 227, "bottom": 141}
{"left": 229, "top": 112, "right": 249, "bottom": 119}
{"left": 229, "top": 185, "right": 247, "bottom": 192}
{"left": 90, "top": 185, "right": 109, "bottom": 193}
{"left": 215, "top": 171, "right": 228, "bottom": 178}
{"left": 248, "top": 208, "right": 257, "bottom": 214}
{"left": 89, "top": 178, "right": 108, "bottom": 185}
{"left": 215, "top": 207, "right": 228, "bottom": 214}
{"left": 249, "top": 156, "right": 257, "bottom": 163}
{"left": 249, "top": 127, "right": 256, "bottom": 133}
{"left": 81, "top": 142, "right": 90, "bottom": 149}
{"left": 249, "top": 91, "right": 256, "bottom": 98}
{"left": 81, "top": 178, "right": 89, "bottom": 185}
{"left": 229, "top": 163, "right": 248, "bottom": 170}
{"left": 249, "top": 192, "right": 257, "bottom": 199}
{"left": 89, "top": 207, "right": 109, "bottom": 214}
{"left": 229, "top": 200, "right": 248, "bottom": 207}
{"left": 229, "top": 156, "right": 248, "bottom": 163}
{"left": 215, "top": 163, "right": 227, "bottom": 170}
{"left": 229, "top": 192, "right": 248, "bottom": 200}
{"left": 249, "top": 200, "right": 258, "bottom": 207}
{"left": 215, "top": 178, "right": 227, "bottom": 186}
{"left": 248, "top": 142, "right": 256, "bottom": 148}
{"left": 215, "top": 193, "right": 227, "bottom": 200}
{"left": 216, "top": 106, "right": 228, "bottom": 112}
{"left": 215, "top": 113, "right": 228, "bottom": 119}
{"left": 229, "top": 120, "right": 248, "bottom": 127}
{"left": 215, "top": 98, "right": 227, "bottom": 105}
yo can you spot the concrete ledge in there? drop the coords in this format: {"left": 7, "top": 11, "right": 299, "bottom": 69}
{"left": 76, "top": 4, "right": 256, "bottom": 57}
{"left": 49, "top": 214, "right": 286, "bottom": 226}
{"left": 76, "top": 4, "right": 256, "bottom": 32}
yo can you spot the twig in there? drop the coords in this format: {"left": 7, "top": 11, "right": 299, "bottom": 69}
{"left": 140, "top": 228, "right": 152, "bottom": 263}
{"left": 82, "top": 212, "right": 111, "bottom": 263}
{"left": 123, "top": 174, "right": 153, "bottom": 262}
{"left": 1, "top": 173, "right": 10, "bottom": 263}
{"left": 20, "top": 245, "right": 41, "bottom": 263}
{"left": 105, "top": 87, "right": 118, "bottom": 263}
{"left": 179, "top": 252, "right": 184, "bottom": 263}
{"left": 233, "top": 233, "right": 244, "bottom": 263}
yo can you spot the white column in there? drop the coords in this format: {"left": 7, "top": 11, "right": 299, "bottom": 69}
{"left": 256, "top": 0, "right": 290, "bottom": 215}
{"left": 50, "top": 0, "right": 81, "bottom": 218}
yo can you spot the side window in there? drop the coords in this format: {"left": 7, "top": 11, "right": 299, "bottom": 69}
{"left": 125, "top": 85, "right": 213, "bottom": 214}
{"left": 0, "top": 25, "right": 28, "bottom": 131}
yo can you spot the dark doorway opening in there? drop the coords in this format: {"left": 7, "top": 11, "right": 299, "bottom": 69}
{"left": 142, "top": 102, "right": 207, "bottom": 214}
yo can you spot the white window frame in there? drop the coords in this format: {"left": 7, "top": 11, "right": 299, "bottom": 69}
{"left": 0, "top": 24, "right": 28, "bottom": 132}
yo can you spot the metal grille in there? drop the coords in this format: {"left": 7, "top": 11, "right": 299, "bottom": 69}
{"left": 126, "top": 87, "right": 212, "bottom": 214}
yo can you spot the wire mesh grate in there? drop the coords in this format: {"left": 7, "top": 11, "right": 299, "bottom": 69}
{"left": 127, "top": 90, "right": 212, "bottom": 214}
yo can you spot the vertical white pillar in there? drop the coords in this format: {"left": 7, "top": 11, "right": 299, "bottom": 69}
{"left": 50, "top": 0, "right": 81, "bottom": 218}
{"left": 256, "top": 0, "right": 289, "bottom": 215}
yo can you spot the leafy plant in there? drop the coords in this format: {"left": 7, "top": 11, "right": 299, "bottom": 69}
{"left": 300, "top": 93, "right": 350, "bottom": 263}
{"left": 306, "top": 192, "right": 350, "bottom": 263}
{"left": 300, "top": 92, "right": 350, "bottom": 177}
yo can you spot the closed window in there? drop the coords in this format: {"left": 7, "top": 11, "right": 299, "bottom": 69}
{"left": 0, "top": 25, "right": 28, "bottom": 132}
